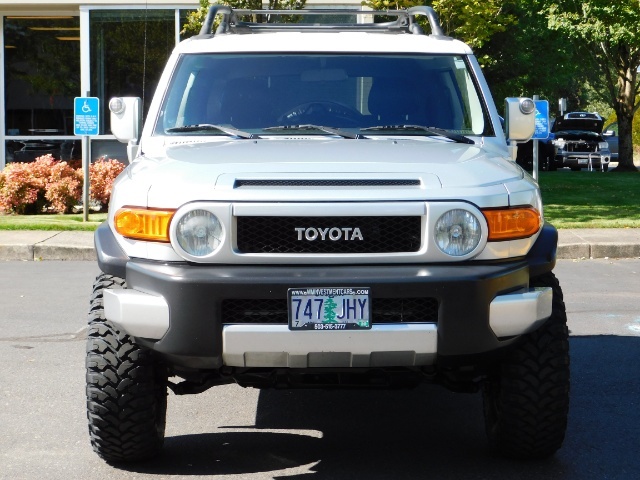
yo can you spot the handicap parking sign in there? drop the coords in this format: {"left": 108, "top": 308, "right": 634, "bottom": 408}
{"left": 74, "top": 97, "right": 100, "bottom": 136}
{"left": 532, "top": 100, "right": 549, "bottom": 140}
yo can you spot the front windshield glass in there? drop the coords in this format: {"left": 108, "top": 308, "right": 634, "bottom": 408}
{"left": 155, "top": 53, "right": 490, "bottom": 137}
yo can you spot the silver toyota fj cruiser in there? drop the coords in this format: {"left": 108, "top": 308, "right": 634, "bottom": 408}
{"left": 86, "top": 6, "right": 569, "bottom": 463}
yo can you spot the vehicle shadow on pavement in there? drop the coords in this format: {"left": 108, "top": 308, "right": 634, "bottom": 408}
{"left": 119, "top": 336, "right": 640, "bottom": 478}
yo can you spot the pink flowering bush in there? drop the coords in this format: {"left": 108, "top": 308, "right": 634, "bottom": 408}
{"left": 0, "top": 156, "right": 49, "bottom": 213}
{"left": 90, "top": 158, "right": 126, "bottom": 208}
{"left": 0, "top": 154, "right": 124, "bottom": 214}
{"left": 45, "top": 159, "right": 83, "bottom": 213}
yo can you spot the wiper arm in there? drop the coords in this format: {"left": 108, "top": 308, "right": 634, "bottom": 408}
{"left": 361, "top": 125, "right": 475, "bottom": 144}
{"left": 166, "top": 124, "right": 259, "bottom": 139}
{"left": 263, "top": 124, "right": 367, "bottom": 140}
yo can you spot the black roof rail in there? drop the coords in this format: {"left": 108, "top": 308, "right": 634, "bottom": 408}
{"left": 407, "top": 6, "right": 445, "bottom": 36}
{"left": 198, "top": 6, "right": 446, "bottom": 37}
{"left": 199, "top": 4, "right": 232, "bottom": 35}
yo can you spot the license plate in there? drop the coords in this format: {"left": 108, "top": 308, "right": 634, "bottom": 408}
{"left": 288, "top": 287, "right": 371, "bottom": 330}
{"left": 578, "top": 159, "right": 588, "bottom": 164}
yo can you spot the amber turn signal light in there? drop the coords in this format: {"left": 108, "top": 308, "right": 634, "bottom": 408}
{"left": 114, "top": 207, "right": 175, "bottom": 242}
{"left": 482, "top": 207, "right": 541, "bottom": 241}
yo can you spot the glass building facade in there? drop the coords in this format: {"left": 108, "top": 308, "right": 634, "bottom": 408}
{"left": 0, "top": 2, "right": 196, "bottom": 168}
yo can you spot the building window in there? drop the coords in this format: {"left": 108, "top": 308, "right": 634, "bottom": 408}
{"left": 90, "top": 9, "right": 176, "bottom": 135}
{"left": 4, "top": 16, "right": 80, "bottom": 162}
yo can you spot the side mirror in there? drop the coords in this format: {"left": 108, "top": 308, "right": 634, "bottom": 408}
{"left": 504, "top": 97, "right": 536, "bottom": 160}
{"left": 109, "top": 97, "right": 141, "bottom": 162}
{"left": 603, "top": 130, "right": 616, "bottom": 137}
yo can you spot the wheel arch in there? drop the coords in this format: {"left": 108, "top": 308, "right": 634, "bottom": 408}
{"left": 526, "top": 222, "right": 558, "bottom": 278}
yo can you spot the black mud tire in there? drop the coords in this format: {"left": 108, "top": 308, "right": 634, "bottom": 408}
{"left": 482, "top": 271, "right": 570, "bottom": 459}
{"left": 86, "top": 273, "right": 168, "bottom": 463}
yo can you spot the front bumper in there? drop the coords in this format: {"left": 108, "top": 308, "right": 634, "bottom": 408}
{"left": 556, "top": 151, "right": 611, "bottom": 168}
{"left": 103, "top": 259, "right": 552, "bottom": 370}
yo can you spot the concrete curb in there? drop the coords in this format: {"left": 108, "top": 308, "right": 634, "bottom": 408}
{"left": 557, "top": 243, "right": 640, "bottom": 260}
{"left": 32, "top": 245, "right": 96, "bottom": 261}
{"left": 0, "top": 244, "right": 36, "bottom": 261}
{"left": 557, "top": 229, "right": 640, "bottom": 260}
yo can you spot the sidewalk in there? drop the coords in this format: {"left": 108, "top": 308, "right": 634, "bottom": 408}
{"left": 1, "top": 228, "right": 640, "bottom": 261}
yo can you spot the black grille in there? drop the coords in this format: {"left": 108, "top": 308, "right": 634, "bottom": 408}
{"left": 222, "top": 298, "right": 438, "bottom": 324}
{"left": 235, "top": 179, "right": 420, "bottom": 187}
{"left": 236, "top": 216, "right": 421, "bottom": 253}
{"left": 567, "top": 141, "right": 597, "bottom": 153}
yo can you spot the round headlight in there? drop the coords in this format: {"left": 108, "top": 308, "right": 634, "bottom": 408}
{"left": 434, "top": 209, "right": 482, "bottom": 256}
{"left": 176, "top": 210, "right": 223, "bottom": 257}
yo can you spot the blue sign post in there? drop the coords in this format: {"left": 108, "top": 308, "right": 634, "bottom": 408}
{"left": 74, "top": 97, "right": 99, "bottom": 221}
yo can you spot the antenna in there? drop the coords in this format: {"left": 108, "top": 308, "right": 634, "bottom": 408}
{"left": 142, "top": 0, "right": 148, "bottom": 114}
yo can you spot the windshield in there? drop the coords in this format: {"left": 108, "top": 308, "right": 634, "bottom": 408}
{"left": 155, "top": 53, "right": 490, "bottom": 137}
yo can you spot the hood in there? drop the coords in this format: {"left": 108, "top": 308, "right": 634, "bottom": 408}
{"left": 129, "top": 138, "right": 523, "bottom": 206}
{"left": 553, "top": 116, "right": 604, "bottom": 134}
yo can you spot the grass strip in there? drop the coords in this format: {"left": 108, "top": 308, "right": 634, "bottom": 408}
{"left": 0, "top": 213, "right": 107, "bottom": 231}
{"left": 538, "top": 171, "right": 640, "bottom": 228}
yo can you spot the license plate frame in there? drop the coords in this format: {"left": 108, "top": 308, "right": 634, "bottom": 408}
{"left": 288, "top": 287, "right": 372, "bottom": 330}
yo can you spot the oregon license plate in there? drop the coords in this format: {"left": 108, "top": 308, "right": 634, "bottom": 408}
{"left": 288, "top": 287, "right": 371, "bottom": 330}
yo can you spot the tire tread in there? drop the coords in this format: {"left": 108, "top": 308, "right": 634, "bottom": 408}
{"left": 483, "top": 272, "right": 570, "bottom": 459}
{"left": 86, "top": 273, "right": 167, "bottom": 463}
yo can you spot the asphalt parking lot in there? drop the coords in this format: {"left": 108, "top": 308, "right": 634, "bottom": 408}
{"left": 1, "top": 259, "right": 639, "bottom": 479}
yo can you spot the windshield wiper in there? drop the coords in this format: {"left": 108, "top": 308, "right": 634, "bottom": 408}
{"left": 263, "top": 124, "right": 367, "bottom": 139}
{"left": 361, "top": 125, "right": 475, "bottom": 144}
{"left": 166, "top": 124, "right": 259, "bottom": 139}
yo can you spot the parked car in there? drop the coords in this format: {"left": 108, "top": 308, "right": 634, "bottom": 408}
{"left": 548, "top": 112, "right": 611, "bottom": 171}
{"left": 602, "top": 122, "right": 619, "bottom": 161}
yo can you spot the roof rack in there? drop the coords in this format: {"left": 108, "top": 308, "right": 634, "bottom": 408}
{"left": 198, "top": 6, "right": 446, "bottom": 37}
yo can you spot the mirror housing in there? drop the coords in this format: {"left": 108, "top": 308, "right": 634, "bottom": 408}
{"left": 504, "top": 97, "right": 536, "bottom": 160}
{"left": 109, "top": 97, "right": 141, "bottom": 162}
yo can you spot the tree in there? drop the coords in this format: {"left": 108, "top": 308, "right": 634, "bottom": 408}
{"left": 182, "top": 0, "right": 306, "bottom": 37}
{"left": 479, "top": 0, "right": 593, "bottom": 111}
{"left": 545, "top": 0, "right": 640, "bottom": 171}
{"left": 362, "top": 0, "right": 516, "bottom": 65}
{"left": 181, "top": 0, "right": 209, "bottom": 36}
{"left": 431, "top": 0, "right": 516, "bottom": 59}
